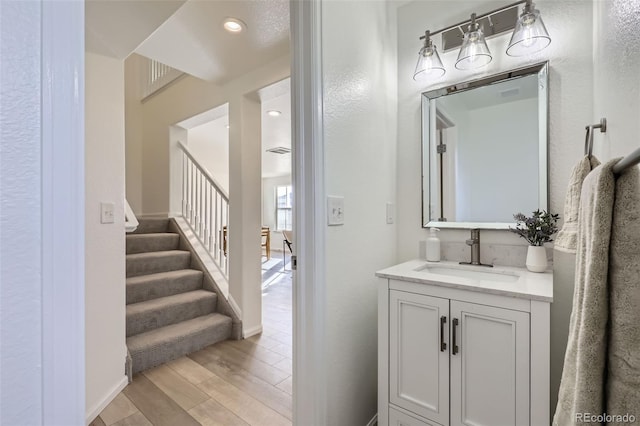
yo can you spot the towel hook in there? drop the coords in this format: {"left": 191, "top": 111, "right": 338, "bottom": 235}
{"left": 584, "top": 118, "right": 607, "bottom": 158}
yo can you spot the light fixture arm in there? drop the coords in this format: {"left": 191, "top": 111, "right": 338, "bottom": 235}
{"left": 523, "top": 0, "right": 534, "bottom": 14}
{"left": 469, "top": 13, "right": 478, "bottom": 31}
{"left": 423, "top": 30, "right": 432, "bottom": 48}
{"left": 418, "top": 0, "right": 528, "bottom": 40}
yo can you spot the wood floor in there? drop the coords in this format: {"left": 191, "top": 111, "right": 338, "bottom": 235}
{"left": 92, "top": 253, "right": 292, "bottom": 426}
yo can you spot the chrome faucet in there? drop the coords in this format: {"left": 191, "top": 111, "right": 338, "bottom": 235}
{"left": 460, "top": 229, "right": 493, "bottom": 267}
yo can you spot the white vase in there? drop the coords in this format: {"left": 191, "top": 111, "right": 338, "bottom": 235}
{"left": 526, "top": 246, "right": 548, "bottom": 272}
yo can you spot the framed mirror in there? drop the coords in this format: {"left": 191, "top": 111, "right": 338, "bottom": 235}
{"left": 422, "top": 62, "right": 549, "bottom": 229}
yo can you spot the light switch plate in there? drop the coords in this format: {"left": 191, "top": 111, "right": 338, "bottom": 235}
{"left": 327, "top": 196, "right": 344, "bottom": 226}
{"left": 386, "top": 202, "right": 395, "bottom": 224}
{"left": 101, "top": 202, "right": 115, "bottom": 224}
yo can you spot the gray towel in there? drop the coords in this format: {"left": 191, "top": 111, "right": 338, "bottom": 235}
{"left": 553, "top": 159, "right": 616, "bottom": 426}
{"left": 555, "top": 156, "right": 601, "bottom": 253}
{"left": 606, "top": 164, "right": 640, "bottom": 423}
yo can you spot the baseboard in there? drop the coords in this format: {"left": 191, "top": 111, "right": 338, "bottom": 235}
{"left": 228, "top": 294, "right": 242, "bottom": 318}
{"left": 243, "top": 324, "right": 263, "bottom": 339}
{"left": 85, "top": 375, "right": 128, "bottom": 425}
{"left": 366, "top": 413, "right": 378, "bottom": 426}
{"left": 138, "top": 212, "right": 169, "bottom": 219}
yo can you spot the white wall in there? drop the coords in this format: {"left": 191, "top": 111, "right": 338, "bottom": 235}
{"left": 85, "top": 52, "right": 127, "bottom": 421}
{"left": 187, "top": 118, "right": 229, "bottom": 193}
{"left": 262, "top": 175, "right": 291, "bottom": 251}
{"left": 228, "top": 93, "right": 263, "bottom": 336}
{"left": 0, "top": 2, "right": 44, "bottom": 423}
{"left": 125, "top": 54, "right": 144, "bottom": 215}
{"left": 126, "top": 55, "right": 289, "bottom": 216}
{"left": 322, "top": 1, "right": 398, "bottom": 424}
{"left": 592, "top": 0, "right": 640, "bottom": 161}
{"left": 396, "top": 0, "right": 593, "bottom": 418}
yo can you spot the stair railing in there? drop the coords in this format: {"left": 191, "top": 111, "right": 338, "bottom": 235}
{"left": 140, "top": 57, "right": 184, "bottom": 101}
{"left": 125, "top": 199, "right": 139, "bottom": 233}
{"left": 177, "top": 141, "right": 229, "bottom": 278}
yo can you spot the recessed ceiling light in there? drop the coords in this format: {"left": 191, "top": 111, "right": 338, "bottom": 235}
{"left": 226, "top": 125, "right": 230, "bottom": 129}
{"left": 223, "top": 18, "right": 246, "bottom": 33}
{"left": 267, "top": 110, "right": 282, "bottom": 117}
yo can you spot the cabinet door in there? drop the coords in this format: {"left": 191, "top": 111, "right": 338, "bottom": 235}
{"left": 450, "top": 301, "right": 530, "bottom": 426}
{"left": 389, "top": 291, "right": 449, "bottom": 425}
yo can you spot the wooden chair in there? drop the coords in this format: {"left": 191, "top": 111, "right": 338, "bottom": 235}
{"left": 223, "top": 226, "right": 271, "bottom": 259}
{"left": 282, "top": 230, "right": 293, "bottom": 271}
{"left": 261, "top": 226, "right": 271, "bottom": 259}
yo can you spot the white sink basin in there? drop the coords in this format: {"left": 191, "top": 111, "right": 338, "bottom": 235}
{"left": 416, "top": 264, "right": 521, "bottom": 283}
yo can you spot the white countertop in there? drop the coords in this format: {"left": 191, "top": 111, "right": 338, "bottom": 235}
{"left": 376, "top": 259, "right": 553, "bottom": 302}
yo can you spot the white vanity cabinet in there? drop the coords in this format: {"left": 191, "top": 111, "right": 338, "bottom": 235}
{"left": 377, "top": 260, "right": 553, "bottom": 426}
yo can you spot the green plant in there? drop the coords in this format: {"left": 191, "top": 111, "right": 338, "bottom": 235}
{"left": 510, "top": 209, "right": 560, "bottom": 246}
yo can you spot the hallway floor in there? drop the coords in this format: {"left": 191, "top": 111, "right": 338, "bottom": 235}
{"left": 91, "top": 252, "right": 293, "bottom": 426}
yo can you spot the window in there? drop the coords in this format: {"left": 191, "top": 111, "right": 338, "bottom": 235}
{"left": 276, "top": 185, "right": 293, "bottom": 231}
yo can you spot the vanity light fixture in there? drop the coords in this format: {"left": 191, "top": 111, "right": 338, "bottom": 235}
{"left": 414, "top": 0, "right": 551, "bottom": 82}
{"left": 506, "top": 0, "right": 551, "bottom": 56}
{"left": 223, "top": 17, "right": 246, "bottom": 33}
{"left": 266, "top": 110, "right": 282, "bottom": 117}
{"left": 455, "top": 13, "right": 492, "bottom": 70}
{"left": 413, "top": 31, "right": 446, "bottom": 81}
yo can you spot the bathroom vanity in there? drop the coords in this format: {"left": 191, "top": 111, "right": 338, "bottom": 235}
{"left": 376, "top": 260, "right": 552, "bottom": 426}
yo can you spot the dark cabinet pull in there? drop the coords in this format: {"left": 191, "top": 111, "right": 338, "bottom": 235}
{"left": 452, "top": 318, "right": 459, "bottom": 355}
{"left": 440, "top": 316, "right": 447, "bottom": 352}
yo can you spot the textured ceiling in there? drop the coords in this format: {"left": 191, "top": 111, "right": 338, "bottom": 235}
{"left": 86, "top": 0, "right": 290, "bottom": 84}
{"left": 85, "top": 0, "right": 186, "bottom": 59}
{"left": 134, "top": 0, "right": 290, "bottom": 83}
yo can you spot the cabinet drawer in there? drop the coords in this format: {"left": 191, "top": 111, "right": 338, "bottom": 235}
{"left": 389, "top": 406, "right": 441, "bottom": 426}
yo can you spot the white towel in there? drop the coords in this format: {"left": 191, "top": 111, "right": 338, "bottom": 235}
{"left": 554, "top": 159, "right": 616, "bottom": 425}
{"left": 606, "top": 164, "right": 640, "bottom": 423}
{"left": 554, "top": 156, "right": 600, "bottom": 253}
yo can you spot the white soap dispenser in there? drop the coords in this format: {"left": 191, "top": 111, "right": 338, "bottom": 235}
{"left": 426, "top": 227, "right": 441, "bottom": 262}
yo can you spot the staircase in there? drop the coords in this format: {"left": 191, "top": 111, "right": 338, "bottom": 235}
{"left": 126, "top": 218, "right": 237, "bottom": 374}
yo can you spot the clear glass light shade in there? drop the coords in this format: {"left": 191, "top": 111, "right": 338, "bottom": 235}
{"left": 455, "top": 28, "right": 492, "bottom": 70}
{"left": 413, "top": 44, "right": 446, "bottom": 81}
{"left": 506, "top": 8, "right": 551, "bottom": 56}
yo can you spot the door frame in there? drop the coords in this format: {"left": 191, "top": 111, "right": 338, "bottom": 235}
{"left": 42, "top": 0, "right": 86, "bottom": 423}
{"left": 43, "top": 0, "right": 328, "bottom": 422}
{"left": 291, "top": 0, "right": 327, "bottom": 423}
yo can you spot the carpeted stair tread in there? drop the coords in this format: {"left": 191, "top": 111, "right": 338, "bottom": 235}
{"left": 132, "top": 218, "right": 170, "bottom": 234}
{"left": 126, "top": 250, "right": 191, "bottom": 277}
{"left": 127, "top": 313, "right": 232, "bottom": 374}
{"left": 126, "top": 233, "right": 180, "bottom": 254}
{"left": 126, "top": 269, "right": 204, "bottom": 304}
{"left": 127, "top": 289, "right": 217, "bottom": 337}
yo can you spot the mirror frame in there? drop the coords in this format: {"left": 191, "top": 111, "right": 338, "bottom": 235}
{"left": 421, "top": 62, "right": 549, "bottom": 230}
